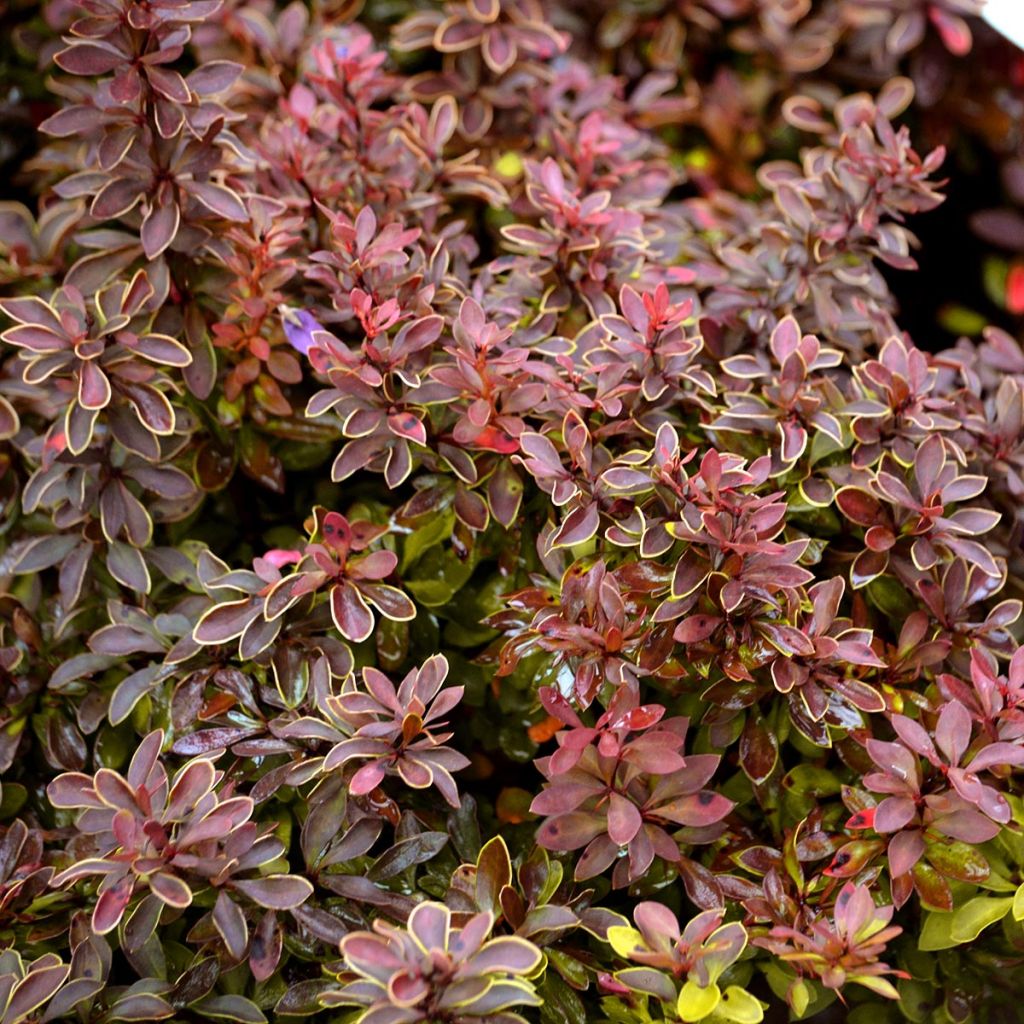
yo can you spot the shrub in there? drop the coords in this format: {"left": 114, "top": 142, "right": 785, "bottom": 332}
{"left": 0, "top": 1, "right": 1023, "bottom": 1022}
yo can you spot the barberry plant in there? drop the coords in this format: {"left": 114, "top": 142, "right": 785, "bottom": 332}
{"left": 0, "top": 0, "right": 1023, "bottom": 1022}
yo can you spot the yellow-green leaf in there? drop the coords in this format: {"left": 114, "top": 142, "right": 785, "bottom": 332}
{"left": 850, "top": 975, "right": 901, "bottom": 999}
{"left": 677, "top": 980, "right": 720, "bottom": 1023}
{"left": 790, "top": 979, "right": 810, "bottom": 1018}
{"left": 949, "top": 896, "right": 1014, "bottom": 943}
{"left": 607, "top": 926, "right": 646, "bottom": 959}
{"left": 918, "top": 911, "right": 957, "bottom": 952}
{"left": 717, "top": 985, "right": 764, "bottom": 1023}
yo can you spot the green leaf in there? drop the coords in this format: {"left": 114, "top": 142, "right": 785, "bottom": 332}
{"left": 762, "top": 963, "right": 833, "bottom": 1020}
{"left": 896, "top": 978, "right": 934, "bottom": 1023}
{"left": 539, "top": 971, "right": 586, "bottom": 1024}
{"left": 983, "top": 255, "right": 1009, "bottom": 307}
{"left": 847, "top": 1006, "right": 900, "bottom": 1024}
{"left": 404, "top": 544, "right": 474, "bottom": 607}
{"left": 1014, "top": 882, "right": 1024, "bottom": 922}
{"left": 790, "top": 979, "right": 810, "bottom": 1018}
{"left": 865, "top": 575, "right": 918, "bottom": 621}
{"left": 937, "top": 304, "right": 987, "bottom": 336}
{"left": 547, "top": 948, "right": 589, "bottom": 990}
{"left": 0, "top": 782, "right": 27, "bottom": 819}
{"left": 783, "top": 765, "right": 841, "bottom": 798}
{"left": 949, "top": 896, "right": 1014, "bottom": 943}
{"left": 918, "top": 912, "right": 958, "bottom": 952}
{"left": 404, "top": 578, "right": 457, "bottom": 607}
{"left": 401, "top": 507, "right": 454, "bottom": 571}
{"left": 925, "top": 839, "right": 989, "bottom": 884}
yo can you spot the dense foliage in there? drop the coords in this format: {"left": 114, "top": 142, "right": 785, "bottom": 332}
{"left": 1, "top": 0, "right": 1024, "bottom": 1021}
